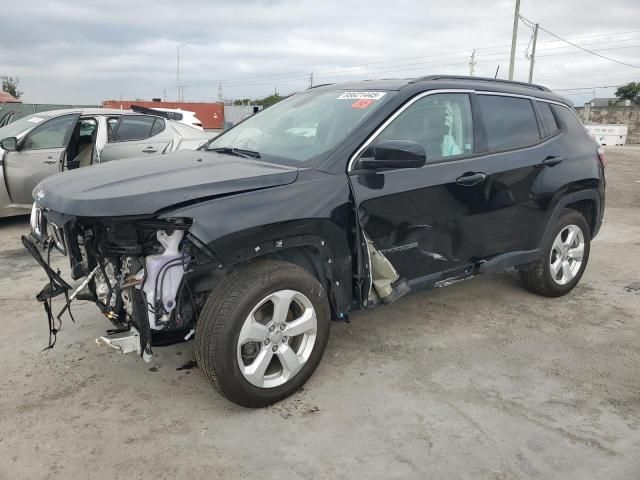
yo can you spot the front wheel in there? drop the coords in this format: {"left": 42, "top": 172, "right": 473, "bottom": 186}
{"left": 520, "top": 208, "right": 591, "bottom": 297}
{"left": 195, "top": 260, "right": 330, "bottom": 407}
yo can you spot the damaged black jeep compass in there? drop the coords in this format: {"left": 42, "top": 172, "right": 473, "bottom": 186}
{"left": 25, "top": 76, "right": 605, "bottom": 407}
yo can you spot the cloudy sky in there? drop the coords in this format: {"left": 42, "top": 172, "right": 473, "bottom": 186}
{"left": 1, "top": 0, "right": 639, "bottom": 106}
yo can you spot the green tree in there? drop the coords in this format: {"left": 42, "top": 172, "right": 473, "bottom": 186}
{"left": 614, "top": 82, "right": 640, "bottom": 105}
{"left": 255, "top": 94, "right": 283, "bottom": 108}
{"left": 1, "top": 75, "right": 23, "bottom": 99}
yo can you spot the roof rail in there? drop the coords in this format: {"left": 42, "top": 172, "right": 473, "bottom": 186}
{"left": 410, "top": 75, "right": 550, "bottom": 92}
{"left": 307, "top": 83, "right": 335, "bottom": 90}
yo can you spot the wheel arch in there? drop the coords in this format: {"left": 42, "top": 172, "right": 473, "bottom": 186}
{"left": 540, "top": 189, "right": 602, "bottom": 248}
{"left": 187, "top": 219, "right": 354, "bottom": 319}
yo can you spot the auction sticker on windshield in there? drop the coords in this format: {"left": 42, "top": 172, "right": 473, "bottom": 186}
{"left": 337, "top": 91, "right": 386, "bottom": 100}
{"left": 351, "top": 99, "right": 375, "bottom": 109}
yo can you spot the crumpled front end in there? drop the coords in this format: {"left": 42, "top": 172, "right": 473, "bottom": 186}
{"left": 24, "top": 203, "right": 211, "bottom": 362}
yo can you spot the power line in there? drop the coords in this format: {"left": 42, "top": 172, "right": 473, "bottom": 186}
{"left": 520, "top": 15, "right": 640, "bottom": 69}
{"left": 179, "top": 30, "right": 640, "bottom": 89}
{"left": 553, "top": 85, "right": 622, "bottom": 91}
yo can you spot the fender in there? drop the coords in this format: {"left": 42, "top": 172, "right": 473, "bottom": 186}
{"left": 186, "top": 220, "right": 354, "bottom": 317}
{"left": 161, "top": 169, "right": 356, "bottom": 315}
{"left": 479, "top": 188, "right": 603, "bottom": 274}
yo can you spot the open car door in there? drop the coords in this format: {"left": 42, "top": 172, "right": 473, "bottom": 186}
{"left": 3, "top": 113, "right": 79, "bottom": 208}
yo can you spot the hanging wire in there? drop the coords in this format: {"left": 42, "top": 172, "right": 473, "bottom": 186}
{"left": 520, "top": 14, "right": 640, "bottom": 69}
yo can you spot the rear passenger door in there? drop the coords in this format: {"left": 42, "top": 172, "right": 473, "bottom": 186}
{"left": 471, "top": 94, "right": 558, "bottom": 258}
{"left": 100, "top": 115, "right": 174, "bottom": 162}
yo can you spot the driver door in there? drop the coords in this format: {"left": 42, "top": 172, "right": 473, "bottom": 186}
{"left": 349, "top": 93, "right": 480, "bottom": 283}
{"left": 3, "top": 113, "right": 79, "bottom": 206}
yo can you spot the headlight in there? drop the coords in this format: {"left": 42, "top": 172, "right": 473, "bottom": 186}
{"left": 30, "top": 203, "right": 66, "bottom": 254}
{"left": 30, "top": 203, "right": 45, "bottom": 239}
{"left": 49, "top": 221, "right": 67, "bottom": 255}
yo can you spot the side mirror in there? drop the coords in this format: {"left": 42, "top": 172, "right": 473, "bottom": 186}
{"left": 0, "top": 137, "right": 18, "bottom": 151}
{"left": 359, "top": 139, "right": 426, "bottom": 170}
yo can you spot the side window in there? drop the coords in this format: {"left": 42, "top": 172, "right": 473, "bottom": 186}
{"left": 107, "top": 117, "right": 119, "bottom": 142}
{"left": 113, "top": 115, "right": 156, "bottom": 142}
{"left": 150, "top": 118, "right": 165, "bottom": 137}
{"left": 478, "top": 95, "right": 540, "bottom": 151}
{"left": 22, "top": 115, "right": 76, "bottom": 150}
{"left": 537, "top": 102, "right": 559, "bottom": 136}
{"left": 369, "top": 93, "right": 473, "bottom": 163}
{"left": 79, "top": 118, "right": 97, "bottom": 141}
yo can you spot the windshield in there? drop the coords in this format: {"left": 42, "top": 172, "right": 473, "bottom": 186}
{"left": 0, "top": 113, "right": 56, "bottom": 140}
{"left": 206, "top": 89, "right": 393, "bottom": 165}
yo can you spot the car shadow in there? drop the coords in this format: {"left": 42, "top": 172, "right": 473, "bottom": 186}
{"left": 0, "top": 214, "right": 29, "bottom": 229}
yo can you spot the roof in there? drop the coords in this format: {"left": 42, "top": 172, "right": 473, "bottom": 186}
{"left": 587, "top": 97, "right": 623, "bottom": 107}
{"left": 0, "top": 92, "right": 21, "bottom": 103}
{"left": 311, "top": 75, "right": 569, "bottom": 104}
{"left": 23, "top": 107, "right": 162, "bottom": 117}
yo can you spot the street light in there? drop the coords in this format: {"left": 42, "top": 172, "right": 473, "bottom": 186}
{"left": 176, "top": 41, "right": 192, "bottom": 101}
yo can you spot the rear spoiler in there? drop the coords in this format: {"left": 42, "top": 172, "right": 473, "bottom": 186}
{"left": 131, "top": 105, "right": 183, "bottom": 121}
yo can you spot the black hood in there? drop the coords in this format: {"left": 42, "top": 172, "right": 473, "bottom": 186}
{"left": 34, "top": 150, "right": 299, "bottom": 217}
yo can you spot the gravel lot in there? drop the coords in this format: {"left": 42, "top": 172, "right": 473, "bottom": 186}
{"left": 0, "top": 147, "right": 638, "bottom": 480}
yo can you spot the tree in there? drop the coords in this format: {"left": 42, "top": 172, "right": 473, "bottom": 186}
{"left": 254, "top": 94, "right": 283, "bottom": 108}
{"left": 1, "top": 75, "right": 23, "bottom": 99}
{"left": 614, "top": 82, "right": 640, "bottom": 105}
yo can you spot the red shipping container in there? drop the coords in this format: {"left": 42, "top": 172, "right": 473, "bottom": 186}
{"left": 102, "top": 100, "right": 224, "bottom": 130}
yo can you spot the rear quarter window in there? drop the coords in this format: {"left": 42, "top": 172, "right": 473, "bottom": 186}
{"left": 478, "top": 95, "right": 541, "bottom": 151}
{"left": 550, "top": 104, "right": 586, "bottom": 135}
{"left": 537, "top": 102, "right": 559, "bottom": 136}
{"left": 150, "top": 118, "right": 165, "bottom": 137}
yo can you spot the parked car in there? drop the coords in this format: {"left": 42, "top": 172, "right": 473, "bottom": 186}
{"left": 145, "top": 107, "right": 205, "bottom": 131}
{"left": 0, "top": 108, "right": 212, "bottom": 217}
{"left": 25, "top": 76, "right": 605, "bottom": 408}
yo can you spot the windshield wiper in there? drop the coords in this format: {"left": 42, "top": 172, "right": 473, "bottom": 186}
{"left": 209, "top": 147, "right": 261, "bottom": 159}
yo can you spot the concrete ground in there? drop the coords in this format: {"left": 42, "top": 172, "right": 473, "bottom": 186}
{"left": 0, "top": 147, "right": 639, "bottom": 480}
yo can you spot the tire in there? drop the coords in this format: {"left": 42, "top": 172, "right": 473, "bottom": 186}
{"left": 195, "top": 260, "right": 331, "bottom": 407}
{"left": 520, "top": 208, "right": 591, "bottom": 297}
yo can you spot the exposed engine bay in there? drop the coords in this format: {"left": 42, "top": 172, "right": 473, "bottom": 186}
{"left": 24, "top": 205, "right": 209, "bottom": 362}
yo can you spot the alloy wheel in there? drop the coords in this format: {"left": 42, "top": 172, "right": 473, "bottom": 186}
{"left": 236, "top": 290, "right": 317, "bottom": 388}
{"left": 549, "top": 224, "right": 585, "bottom": 285}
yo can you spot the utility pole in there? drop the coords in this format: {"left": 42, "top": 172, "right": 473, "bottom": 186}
{"left": 469, "top": 50, "right": 477, "bottom": 76}
{"left": 176, "top": 42, "right": 192, "bottom": 101}
{"left": 218, "top": 81, "right": 223, "bottom": 102}
{"left": 176, "top": 45, "right": 180, "bottom": 100}
{"left": 528, "top": 23, "right": 539, "bottom": 83}
{"left": 309, "top": 71, "right": 314, "bottom": 88}
{"left": 508, "top": 0, "right": 521, "bottom": 80}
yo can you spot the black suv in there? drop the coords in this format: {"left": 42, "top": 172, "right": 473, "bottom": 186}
{"left": 25, "top": 75, "right": 605, "bottom": 407}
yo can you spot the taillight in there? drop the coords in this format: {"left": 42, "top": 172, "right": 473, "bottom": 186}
{"left": 597, "top": 147, "right": 607, "bottom": 168}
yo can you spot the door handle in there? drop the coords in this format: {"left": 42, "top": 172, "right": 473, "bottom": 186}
{"left": 539, "top": 155, "right": 564, "bottom": 167}
{"left": 456, "top": 172, "right": 486, "bottom": 186}
{"left": 142, "top": 147, "right": 157, "bottom": 153}
{"left": 43, "top": 157, "right": 57, "bottom": 164}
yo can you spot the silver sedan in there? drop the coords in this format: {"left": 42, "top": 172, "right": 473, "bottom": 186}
{"left": 0, "top": 108, "right": 213, "bottom": 217}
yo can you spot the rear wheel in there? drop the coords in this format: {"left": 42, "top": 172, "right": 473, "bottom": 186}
{"left": 195, "top": 260, "right": 330, "bottom": 407}
{"left": 520, "top": 209, "right": 591, "bottom": 297}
